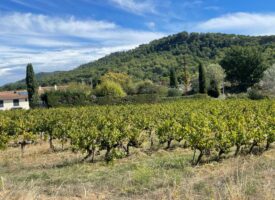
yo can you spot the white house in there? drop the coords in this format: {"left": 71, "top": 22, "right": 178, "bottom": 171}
{"left": 0, "top": 91, "right": 30, "bottom": 111}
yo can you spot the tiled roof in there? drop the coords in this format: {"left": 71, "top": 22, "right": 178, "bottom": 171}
{"left": 0, "top": 91, "right": 28, "bottom": 100}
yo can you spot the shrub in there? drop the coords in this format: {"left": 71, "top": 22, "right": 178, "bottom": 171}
{"left": 94, "top": 81, "right": 126, "bottom": 98}
{"left": 43, "top": 90, "right": 90, "bottom": 107}
{"left": 136, "top": 80, "right": 167, "bottom": 96}
{"left": 167, "top": 89, "right": 182, "bottom": 97}
{"left": 207, "top": 80, "right": 220, "bottom": 98}
{"left": 247, "top": 87, "right": 266, "bottom": 100}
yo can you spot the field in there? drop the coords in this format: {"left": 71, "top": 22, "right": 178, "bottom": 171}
{"left": 0, "top": 99, "right": 274, "bottom": 199}
{"left": 0, "top": 143, "right": 274, "bottom": 200}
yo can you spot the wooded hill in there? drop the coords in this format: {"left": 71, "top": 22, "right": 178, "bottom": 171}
{"left": 2, "top": 32, "right": 275, "bottom": 90}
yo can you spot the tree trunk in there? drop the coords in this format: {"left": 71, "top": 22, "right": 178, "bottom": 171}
{"left": 265, "top": 140, "right": 270, "bottom": 151}
{"left": 105, "top": 147, "right": 112, "bottom": 162}
{"left": 235, "top": 144, "right": 241, "bottom": 157}
{"left": 49, "top": 136, "right": 55, "bottom": 151}
{"left": 249, "top": 141, "right": 257, "bottom": 154}
{"left": 195, "top": 150, "right": 203, "bottom": 165}
{"left": 192, "top": 149, "right": 196, "bottom": 164}
{"left": 218, "top": 149, "right": 225, "bottom": 160}
{"left": 166, "top": 139, "right": 172, "bottom": 149}
{"left": 83, "top": 148, "right": 96, "bottom": 163}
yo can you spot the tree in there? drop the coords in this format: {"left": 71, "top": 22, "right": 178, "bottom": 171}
{"left": 198, "top": 63, "right": 207, "bottom": 94}
{"left": 26, "top": 64, "right": 38, "bottom": 108}
{"left": 259, "top": 64, "right": 275, "bottom": 95}
{"left": 220, "top": 46, "right": 268, "bottom": 92}
{"left": 94, "top": 81, "right": 126, "bottom": 98}
{"left": 183, "top": 59, "right": 191, "bottom": 95}
{"left": 100, "top": 72, "right": 134, "bottom": 94}
{"left": 169, "top": 68, "right": 178, "bottom": 88}
{"left": 208, "top": 80, "right": 220, "bottom": 98}
{"left": 206, "top": 64, "right": 225, "bottom": 97}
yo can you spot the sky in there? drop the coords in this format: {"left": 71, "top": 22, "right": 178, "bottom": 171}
{"left": 0, "top": 0, "right": 275, "bottom": 86}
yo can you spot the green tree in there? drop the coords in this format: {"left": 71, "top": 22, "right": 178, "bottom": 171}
{"left": 208, "top": 80, "right": 220, "bottom": 98}
{"left": 169, "top": 68, "right": 178, "bottom": 88}
{"left": 26, "top": 64, "right": 38, "bottom": 108}
{"left": 94, "top": 81, "right": 126, "bottom": 97}
{"left": 220, "top": 46, "right": 268, "bottom": 92}
{"left": 206, "top": 64, "right": 225, "bottom": 97}
{"left": 198, "top": 63, "right": 207, "bottom": 94}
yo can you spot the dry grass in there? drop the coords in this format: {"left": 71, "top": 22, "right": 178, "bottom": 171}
{"left": 0, "top": 142, "right": 274, "bottom": 200}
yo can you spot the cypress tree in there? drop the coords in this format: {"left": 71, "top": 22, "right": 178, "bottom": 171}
{"left": 198, "top": 63, "right": 207, "bottom": 93}
{"left": 26, "top": 63, "right": 38, "bottom": 108}
{"left": 169, "top": 68, "right": 178, "bottom": 88}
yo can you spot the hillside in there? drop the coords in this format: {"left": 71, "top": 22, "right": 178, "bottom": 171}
{"left": 2, "top": 32, "right": 275, "bottom": 90}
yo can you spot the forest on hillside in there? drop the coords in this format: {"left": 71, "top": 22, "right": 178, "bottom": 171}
{"left": 2, "top": 32, "right": 275, "bottom": 90}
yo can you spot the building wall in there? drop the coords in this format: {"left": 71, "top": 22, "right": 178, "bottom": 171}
{"left": 0, "top": 99, "right": 30, "bottom": 111}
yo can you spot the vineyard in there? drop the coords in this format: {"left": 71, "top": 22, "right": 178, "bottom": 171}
{"left": 0, "top": 99, "right": 274, "bottom": 165}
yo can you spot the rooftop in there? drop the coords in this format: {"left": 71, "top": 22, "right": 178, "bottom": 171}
{"left": 0, "top": 91, "right": 28, "bottom": 100}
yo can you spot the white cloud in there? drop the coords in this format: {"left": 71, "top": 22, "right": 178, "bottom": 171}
{"left": 0, "top": 45, "right": 139, "bottom": 85}
{"left": 0, "top": 12, "right": 165, "bottom": 85}
{"left": 0, "top": 12, "right": 163, "bottom": 47}
{"left": 196, "top": 12, "right": 275, "bottom": 35}
{"left": 146, "top": 22, "right": 156, "bottom": 29}
{"left": 110, "top": 0, "right": 156, "bottom": 14}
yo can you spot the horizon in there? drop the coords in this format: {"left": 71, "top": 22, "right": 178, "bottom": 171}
{"left": 1, "top": 0, "right": 275, "bottom": 86}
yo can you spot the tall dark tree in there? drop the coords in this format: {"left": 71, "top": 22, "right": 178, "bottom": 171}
{"left": 198, "top": 63, "right": 207, "bottom": 93}
{"left": 220, "top": 46, "right": 268, "bottom": 92}
{"left": 169, "top": 68, "right": 178, "bottom": 88}
{"left": 26, "top": 63, "right": 38, "bottom": 108}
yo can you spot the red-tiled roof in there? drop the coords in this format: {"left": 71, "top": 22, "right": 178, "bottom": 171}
{"left": 0, "top": 91, "right": 28, "bottom": 100}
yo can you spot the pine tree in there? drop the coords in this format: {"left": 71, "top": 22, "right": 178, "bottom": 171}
{"left": 198, "top": 63, "right": 207, "bottom": 93}
{"left": 26, "top": 63, "right": 38, "bottom": 108}
{"left": 169, "top": 68, "right": 178, "bottom": 88}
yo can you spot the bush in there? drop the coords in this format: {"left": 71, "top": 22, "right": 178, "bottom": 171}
{"left": 94, "top": 81, "right": 126, "bottom": 98}
{"left": 136, "top": 80, "right": 167, "bottom": 96}
{"left": 42, "top": 90, "right": 90, "bottom": 107}
{"left": 207, "top": 80, "right": 220, "bottom": 98}
{"left": 167, "top": 89, "right": 182, "bottom": 97}
{"left": 247, "top": 87, "right": 266, "bottom": 100}
{"left": 226, "top": 93, "right": 248, "bottom": 99}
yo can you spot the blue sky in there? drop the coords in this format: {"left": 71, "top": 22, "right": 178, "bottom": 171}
{"left": 0, "top": 0, "right": 275, "bottom": 85}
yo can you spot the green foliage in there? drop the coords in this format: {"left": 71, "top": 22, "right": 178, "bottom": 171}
{"left": 4, "top": 33, "right": 274, "bottom": 91}
{"left": 220, "top": 46, "right": 268, "bottom": 91}
{"left": 167, "top": 88, "right": 182, "bottom": 97}
{"left": 198, "top": 63, "right": 207, "bottom": 94}
{"left": 136, "top": 80, "right": 167, "bottom": 96}
{"left": 259, "top": 64, "right": 275, "bottom": 95}
{"left": 100, "top": 72, "right": 134, "bottom": 94}
{"left": 0, "top": 100, "right": 274, "bottom": 165}
{"left": 94, "top": 81, "right": 126, "bottom": 98}
{"left": 43, "top": 90, "right": 91, "bottom": 107}
{"left": 26, "top": 63, "right": 38, "bottom": 108}
{"left": 169, "top": 68, "right": 178, "bottom": 88}
{"left": 208, "top": 80, "right": 220, "bottom": 98}
{"left": 206, "top": 64, "right": 225, "bottom": 88}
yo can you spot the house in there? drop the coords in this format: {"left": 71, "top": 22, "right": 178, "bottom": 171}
{"left": 0, "top": 91, "right": 30, "bottom": 110}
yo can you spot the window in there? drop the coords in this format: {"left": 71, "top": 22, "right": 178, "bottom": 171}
{"left": 0, "top": 100, "right": 3, "bottom": 108}
{"left": 13, "top": 99, "right": 19, "bottom": 106}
